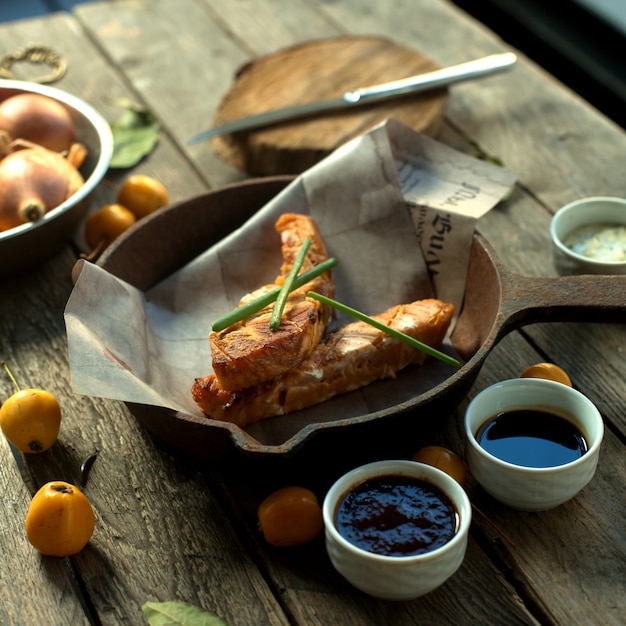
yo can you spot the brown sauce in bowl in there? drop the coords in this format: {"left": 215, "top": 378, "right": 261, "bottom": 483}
{"left": 334, "top": 474, "right": 458, "bottom": 557}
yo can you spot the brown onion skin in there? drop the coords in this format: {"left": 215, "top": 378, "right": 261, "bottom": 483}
{"left": 0, "top": 93, "right": 75, "bottom": 153}
{"left": 0, "top": 147, "right": 84, "bottom": 231}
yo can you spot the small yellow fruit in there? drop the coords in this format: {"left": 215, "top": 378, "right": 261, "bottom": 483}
{"left": 84, "top": 203, "right": 136, "bottom": 251}
{"left": 257, "top": 486, "right": 323, "bottom": 547}
{"left": 520, "top": 362, "right": 572, "bottom": 387}
{"left": 0, "top": 388, "right": 61, "bottom": 453}
{"left": 117, "top": 174, "right": 169, "bottom": 219}
{"left": 26, "top": 481, "right": 95, "bottom": 556}
{"left": 412, "top": 445, "right": 467, "bottom": 486}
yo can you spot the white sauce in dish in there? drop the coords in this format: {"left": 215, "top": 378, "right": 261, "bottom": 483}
{"left": 563, "top": 223, "right": 626, "bottom": 263}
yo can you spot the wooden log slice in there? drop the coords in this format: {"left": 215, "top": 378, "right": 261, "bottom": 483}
{"left": 209, "top": 36, "right": 449, "bottom": 175}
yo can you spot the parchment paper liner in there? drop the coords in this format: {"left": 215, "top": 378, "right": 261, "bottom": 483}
{"left": 65, "top": 119, "right": 516, "bottom": 445}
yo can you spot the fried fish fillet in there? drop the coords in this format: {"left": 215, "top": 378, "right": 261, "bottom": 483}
{"left": 209, "top": 213, "right": 334, "bottom": 391}
{"left": 193, "top": 299, "right": 454, "bottom": 427}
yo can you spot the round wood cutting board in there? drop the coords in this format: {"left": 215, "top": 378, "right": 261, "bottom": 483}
{"left": 209, "top": 36, "right": 449, "bottom": 175}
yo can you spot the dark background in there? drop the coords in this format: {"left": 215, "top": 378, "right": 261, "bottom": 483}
{"left": 450, "top": 0, "right": 626, "bottom": 130}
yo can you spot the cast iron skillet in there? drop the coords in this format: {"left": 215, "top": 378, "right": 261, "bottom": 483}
{"left": 97, "top": 176, "right": 625, "bottom": 459}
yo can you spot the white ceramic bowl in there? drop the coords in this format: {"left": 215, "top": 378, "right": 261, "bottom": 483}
{"left": 464, "top": 378, "right": 604, "bottom": 511}
{"left": 550, "top": 196, "right": 626, "bottom": 275}
{"left": 323, "top": 460, "right": 471, "bottom": 600}
{"left": 0, "top": 80, "right": 113, "bottom": 275}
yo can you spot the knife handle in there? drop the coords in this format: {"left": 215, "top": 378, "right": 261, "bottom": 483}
{"left": 345, "top": 52, "right": 517, "bottom": 103}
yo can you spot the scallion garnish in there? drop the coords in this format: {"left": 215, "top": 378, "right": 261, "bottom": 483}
{"left": 270, "top": 237, "right": 311, "bottom": 331}
{"left": 211, "top": 257, "right": 338, "bottom": 332}
{"left": 307, "top": 291, "right": 462, "bottom": 368}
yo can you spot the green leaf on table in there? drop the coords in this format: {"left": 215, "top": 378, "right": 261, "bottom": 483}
{"left": 142, "top": 601, "right": 229, "bottom": 626}
{"left": 110, "top": 99, "right": 160, "bottom": 168}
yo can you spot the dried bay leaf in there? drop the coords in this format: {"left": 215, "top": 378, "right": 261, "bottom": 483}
{"left": 142, "top": 601, "right": 229, "bottom": 626}
{"left": 110, "top": 99, "right": 160, "bottom": 168}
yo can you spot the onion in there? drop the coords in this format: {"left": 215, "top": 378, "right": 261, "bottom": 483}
{"left": 0, "top": 145, "right": 85, "bottom": 231}
{"left": 0, "top": 93, "right": 75, "bottom": 153}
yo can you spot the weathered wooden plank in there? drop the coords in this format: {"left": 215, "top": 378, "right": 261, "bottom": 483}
{"left": 458, "top": 332, "right": 626, "bottom": 626}
{"left": 203, "top": 0, "right": 344, "bottom": 53}
{"left": 75, "top": 0, "right": 258, "bottom": 187}
{"left": 310, "top": 0, "right": 626, "bottom": 209}
{"left": 466, "top": 190, "right": 626, "bottom": 439}
{"left": 1, "top": 251, "right": 293, "bottom": 626}
{"left": 74, "top": 0, "right": 346, "bottom": 187}
{"left": 0, "top": 10, "right": 291, "bottom": 626}
{"left": 0, "top": 11, "right": 209, "bottom": 227}
{"left": 206, "top": 325, "right": 625, "bottom": 625}
{"left": 0, "top": 2, "right": 623, "bottom": 625}
{"left": 341, "top": 0, "right": 626, "bottom": 440}
{"left": 523, "top": 322, "right": 626, "bottom": 433}
{"left": 167, "top": 1, "right": 626, "bottom": 624}
{"left": 0, "top": 435, "right": 91, "bottom": 626}
{"left": 207, "top": 440, "right": 543, "bottom": 626}
{"left": 464, "top": 406, "right": 626, "bottom": 626}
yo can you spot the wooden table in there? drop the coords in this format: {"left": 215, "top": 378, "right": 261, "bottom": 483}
{"left": 1, "top": 1, "right": 624, "bottom": 624}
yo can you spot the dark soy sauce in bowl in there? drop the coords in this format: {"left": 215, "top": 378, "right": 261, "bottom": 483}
{"left": 476, "top": 408, "right": 588, "bottom": 468}
{"left": 334, "top": 474, "right": 458, "bottom": 557}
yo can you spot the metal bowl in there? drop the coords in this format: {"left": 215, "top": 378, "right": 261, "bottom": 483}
{"left": 0, "top": 80, "right": 113, "bottom": 275}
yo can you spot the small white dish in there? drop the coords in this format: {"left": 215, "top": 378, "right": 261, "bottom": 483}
{"left": 550, "top": 196, "right": 626, "bottom": 275}
{"left": 323, "top": 459, "right": 471, "bottom": 600}
{"left": 464, "top": 378, "right": 604, "bottom": 511}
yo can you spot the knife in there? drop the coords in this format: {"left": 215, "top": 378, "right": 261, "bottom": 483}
{"left": 188, "top": 52, "right": 516, "bottom": 145}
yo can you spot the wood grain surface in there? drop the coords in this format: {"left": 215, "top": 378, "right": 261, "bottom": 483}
{"left": 0, "top": 1, "right": 624, "bottom": 625}
{"left": 210, "top": 36, "right": 448, "bottom": 174}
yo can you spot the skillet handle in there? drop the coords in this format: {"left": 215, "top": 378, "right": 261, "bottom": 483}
{"left": 499, "top": 272, "right": 625, "bottom": 329}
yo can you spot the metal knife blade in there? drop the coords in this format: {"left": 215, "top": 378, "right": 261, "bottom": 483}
{"left": 188, "top": 52, "right": 516, "bottom": 145}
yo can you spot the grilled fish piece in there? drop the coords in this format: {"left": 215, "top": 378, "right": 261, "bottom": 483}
{"left": 209, "top": 213, "right": 334, "bottom": 391}
{"left": 193, "top": 299, "right": 454, "bottom": 427}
